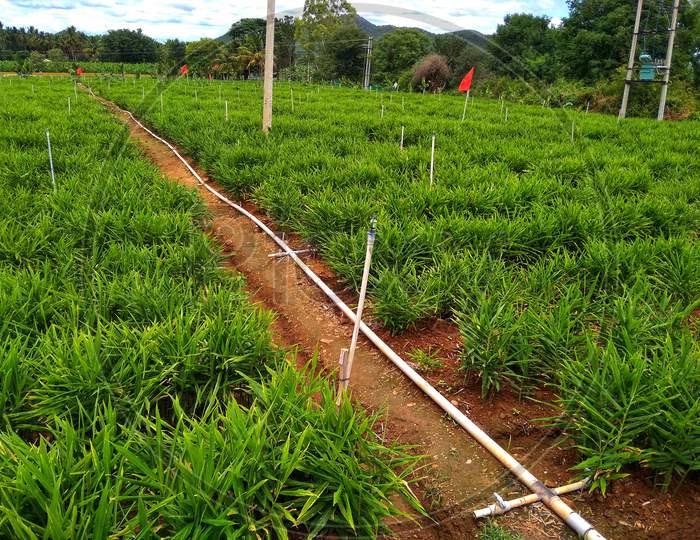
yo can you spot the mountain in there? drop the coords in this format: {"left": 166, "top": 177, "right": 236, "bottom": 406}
{"left": 355, "top": 15, "right": 491, "bottom": 49}
{"left": 355, "top": 15, "right": 430, "bottom": 40}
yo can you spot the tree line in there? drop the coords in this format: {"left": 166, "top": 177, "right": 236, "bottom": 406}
{"left": 1, "top": 0, "right": 699, "bottom": 92}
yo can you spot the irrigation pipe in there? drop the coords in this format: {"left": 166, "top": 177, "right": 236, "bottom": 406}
{"left": 473, "top": 478, "right": 591, "bottom": 519}
{"left": 99, "top": 93, "right": 604, "bottom": 540}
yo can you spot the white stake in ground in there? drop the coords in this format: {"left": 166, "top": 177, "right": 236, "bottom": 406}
{"left": 225, "top": 100, "right": 229, "bottom": 121}
{"left": 586, "top": 101, "right": 590, "bottom": 113}
{"left": 400, "top": 125, "right": 405, "bottom": 150}
{"left": 429, "top": 131, "right": 436, "bottom": 187}
{"left": 381, "top": 104, "right": 385, "bottom": 119}
{"left": 46, "top": 129, "right": 56, "bottom": 192}
{"left": 68, "top": 97, "right": 71, "bottom": 114}
{"left": 341, "top": 217, "right": 377, "bottom": 394}
{"left": 336, "top": 348, "right": 350, "bottom": 408}
{"left": 461, "top": 90, "right": 470, "bottom": 121}
{"left": 505, "top": 108, "right": 509, "bottom": 123}
{"left": 571, "top": 119, "right": 575, "bottom": 142}
{"left": 290, "top": 88, "right": 294, "bottom": 112}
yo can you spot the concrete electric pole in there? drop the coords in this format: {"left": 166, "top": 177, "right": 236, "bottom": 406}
{"left": 262, "top": 0, "right": 275, "bottom": 133}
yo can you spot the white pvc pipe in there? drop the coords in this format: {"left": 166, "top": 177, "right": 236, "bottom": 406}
{"left": 268, "top": 248, "right": 313, "bottom": 258}
{"left": 103, "top": 97, "right": 605, "bottom": 540}
{"left": 474, "top": 479, "right": 591, "bottom": 519}
{"left": 344, "top": 218, "right": 376, "bottom": 390}
{"left": 429, "top": 131, "right": 436, "bottom": 187}
{"left": 46, "top": 129, "right": 56, "bottom": 192}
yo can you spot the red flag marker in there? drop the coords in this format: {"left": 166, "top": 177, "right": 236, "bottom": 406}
{"left": 76, "top": 67, "right": 84, "bottom": 76}
{"left": 180, "top": 64, "right": 189, "bottom": 75}
{"left": 459, "top": 67, "right": 475, "bottom": 93}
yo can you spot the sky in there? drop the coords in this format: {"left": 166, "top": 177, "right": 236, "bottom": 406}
{"left": 0, "top": 1, "right": 569, "bottom": 41}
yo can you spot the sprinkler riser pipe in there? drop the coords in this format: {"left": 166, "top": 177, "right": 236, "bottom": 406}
{"left": 344, "top": 219, "right": 376, "bottom": 385}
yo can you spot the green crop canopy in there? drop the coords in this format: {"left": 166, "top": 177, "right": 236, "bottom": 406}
{"left": 639, "top": 52, "right": 656, "bottom": 81}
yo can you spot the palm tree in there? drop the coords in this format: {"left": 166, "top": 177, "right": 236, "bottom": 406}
{"left": 213, "top": 46, "right": 237, "bottom": 79}
{"left": 57, "top": 26, "right": 86, "bottom": 61}
{"left": 82, "top": 35, "right": 101, "bottom": 62}
{"left": 234, "top": 34, "right": 265, "bottom": 80}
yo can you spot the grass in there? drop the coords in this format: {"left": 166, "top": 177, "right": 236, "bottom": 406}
{"left": 88, "top": 75, "right": 700, "bottom": 489}
{"left": 0, "top": 77, "right": 424, "bottom": 537}
{"left": 408, "top": 348, "right": 445, "bottom": 372}
{"left": 479, "top": 520, "right": 523, "bottom": 540}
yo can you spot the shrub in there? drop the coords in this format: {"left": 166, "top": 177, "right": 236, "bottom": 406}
{"left": 411, "top": 54, "right": 451, "bottom": 92}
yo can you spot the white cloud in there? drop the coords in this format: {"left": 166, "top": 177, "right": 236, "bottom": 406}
{"left": 0, "top": 0, "right": 569, "bottom": 41}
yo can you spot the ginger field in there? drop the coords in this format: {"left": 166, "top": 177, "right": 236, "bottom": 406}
{"left": 0, "top": 77, "right": 421, "bottom": 538}
{"left": 92, "top": 76, "right": 700, "bottom": 490}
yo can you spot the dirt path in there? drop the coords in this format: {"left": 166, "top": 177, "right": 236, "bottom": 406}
{"left": 92, "top": 94, "right": 700, "bottom": 540}
{"left": 98, "top": 98, "right": 516, "bottom": 539}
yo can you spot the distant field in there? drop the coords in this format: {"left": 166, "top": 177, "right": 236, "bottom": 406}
{"left": 0, "top": 59, "right": 157, "bottom": 74}
{"left": 93, "top": 77, "right": 700, "bottom": 490}
{"left": 0, "top": 77, "right": 420, "bottom": 537}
